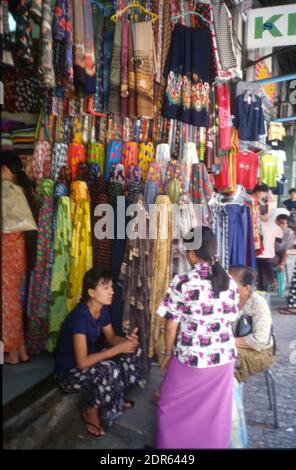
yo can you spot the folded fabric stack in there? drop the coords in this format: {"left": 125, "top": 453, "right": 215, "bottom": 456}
{"left": 1, "top": 132, "right": 13, "bottom": 151}
{"left": 11, "top": 126, "right": 36, "bottom": 155}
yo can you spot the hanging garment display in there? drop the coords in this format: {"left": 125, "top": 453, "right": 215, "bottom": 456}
{"left": 46, "top": 187, "right": 72, "bottom": 352}
{"left": 26, "top": 179, "right": 55, "bottom": 355}
{"left": 149, "top": 195, "right": 172, "bottom": 362}
{"left": 235, "top": 92, "right": 265, "bottom": 141}
{"left": 38, "top": 0, "right": 55, "bottom": 88}
{"left": 108, "top": 21, "right": 122, "bottom": 115}
{"left": 67, "top": 190, "right": 93, "bottom": 311}
{"left": 260, "top": 153, "right": 280, "bottom": 188}
{"left": 162, "top": 24, "right": 211, "bottom": 127}
{"left": 52, "top": 0, "right": 74, "bottom": 91}
{"left": 138, "top": 142, "right": 155, "bottom": 181}
{"left": 235, "top": 151, "right": 259, "bottom": 190}
{"left": 91, "top": 177, "right": 112, "bottom": 271}
{"left": 181, "top": 141, "right": 199, "bottom": 192}
{"left": 119, "top": 195, "right": 151, "bottom": 382}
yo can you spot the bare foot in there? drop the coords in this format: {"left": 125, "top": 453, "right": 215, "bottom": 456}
{"left": 5, "top": 350, "right": 19, "bottom": 365}
{"left": 18, "top": 345, "right": 29, "bottom": 362}
{"left": 82, "top": 407, "right": 105, "bottom": 437}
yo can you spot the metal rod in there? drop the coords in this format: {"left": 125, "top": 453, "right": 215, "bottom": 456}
{"left": 272, "top": 116, "right": 296, "bottom": 123}
{"left": 251, "top": 73, "right": 296, "bottom": 85}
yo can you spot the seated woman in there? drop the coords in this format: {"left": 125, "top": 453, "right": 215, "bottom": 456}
{"left": 55, "top": 266, "right": 142, "bottom": 438}
{"left": 229, "top": 265, "right": 274, "bottom": 382}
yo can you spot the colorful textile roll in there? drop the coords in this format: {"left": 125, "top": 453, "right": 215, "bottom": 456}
{"left": 138, "top": 142, "right": 155, "bottom": 181}
{"left": 67, "top": 143, "right": 86, "bottom": 179}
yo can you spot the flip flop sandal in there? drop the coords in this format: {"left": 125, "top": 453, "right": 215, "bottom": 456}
{"left": 81, "top": 414, "right": 106, "bottom": 438}
{"left": 279, "top": 308, "right": 296, "bottom": 315}
{"left": 123, "top": 399, "right": 135, "bottom": 409}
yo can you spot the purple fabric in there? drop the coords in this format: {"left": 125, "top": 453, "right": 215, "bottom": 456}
{"left": 157, "top": 357, "right": 234, "bottom": 449}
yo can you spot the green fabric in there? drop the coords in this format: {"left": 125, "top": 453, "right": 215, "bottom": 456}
{"left": 46, "top": 196, "right": 72, "bottom": 352}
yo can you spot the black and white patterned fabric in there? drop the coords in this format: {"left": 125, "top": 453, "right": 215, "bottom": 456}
{"left": 211, "top": 2, "right": 237, "bottom": 71}
{"left": 56, "top": 349, "right": 142, "bottom": 422}
{"left": 288, "top": 261, "right": 296, "bottom": 308}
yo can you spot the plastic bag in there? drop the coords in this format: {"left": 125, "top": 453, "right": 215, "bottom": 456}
{"left": 2, "top": 180, "right": 37, "bottom": 233}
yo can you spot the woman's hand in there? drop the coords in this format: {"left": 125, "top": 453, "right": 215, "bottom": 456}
{"left": 160, "top": 354, "right": 172, "bottom": 372}
{"left": 126, "top": 327, "right": 139, "bottom": 345}
{"left": 118, "top": 338, "right": 138, "bottom": 355}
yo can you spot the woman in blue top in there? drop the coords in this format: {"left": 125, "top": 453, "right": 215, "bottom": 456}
{"left": 55, "top": 266, "right": 141, "bottom": 438}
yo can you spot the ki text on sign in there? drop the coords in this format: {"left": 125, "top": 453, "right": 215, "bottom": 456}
{"left": 246, "top": 4, "right": 296, "bottom": 49}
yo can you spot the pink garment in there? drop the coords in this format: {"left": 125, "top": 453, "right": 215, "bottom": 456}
{"left": 216, "top": 82, "right": 232, "bottom": 150}
{"left": 157, "top": 357, "right": 234, "bottom": 449}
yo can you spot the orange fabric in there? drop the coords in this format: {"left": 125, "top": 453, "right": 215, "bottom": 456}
{"left": 2, "top": 232, "right": 26, "bottom": 352}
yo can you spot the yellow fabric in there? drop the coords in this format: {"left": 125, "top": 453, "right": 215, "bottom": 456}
{"left": 72, "top": 116, "right": 83, "bottom": 144}
{"left": 67, "top": 198, "right": 93, "bottom": 312}
{"left": 148, "top": 195, "right": 172, "bottom": 362}
{"left": 268, "top": 122, "right": 286, "bottom": 141}
{"left": 138, "top": 142, "right": 155, "bottom": 181}
{"left": 70, "top": 181, "right": 90, "bottom": 222}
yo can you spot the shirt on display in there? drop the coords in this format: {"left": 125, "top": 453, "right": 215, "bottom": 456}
{"left": 268, "top": 122, "right": 286, "bottom": 141}
{"left": 235, "top": 93, "right": 265, "bottom": 141}
{"left": 235, "top": 151, "right": 259, "bottom": 190}
{"left": 270, "top": 149, "right": 286, "bottom": 176}
{"left": 260, "top": 153, "right": 280, "bottom": 187}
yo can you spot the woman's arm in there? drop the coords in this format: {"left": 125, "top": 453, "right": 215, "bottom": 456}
{"left": 73, "top": 334, "right": 137, "bottom": 369}
{"left": 160, "top": 319, "right": 179, "bottom": 371}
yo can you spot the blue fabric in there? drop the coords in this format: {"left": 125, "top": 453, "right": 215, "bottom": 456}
{"left": 235, "top": 94, "right": 265, "bottom": 141}
{"left": 162, "top": 24, "right": 211, "bottom": 127}
{"left": 246, "top": 206, "right": 257, "bottom": 269}
{"left": 55, "top": 303, "right": 111, "bottom": 374}
{"left": 226, "top": 204, "right": 248, "bottom": 266}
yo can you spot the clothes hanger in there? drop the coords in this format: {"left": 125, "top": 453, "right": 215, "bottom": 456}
{"left": 111, "top": 2, "right": 159, "bottom": 23}
{"left": 171, "top": 0, "right": 213, "bottom": 26}
{"left": 171, "top": 10, "right": 213, "bottom": 26}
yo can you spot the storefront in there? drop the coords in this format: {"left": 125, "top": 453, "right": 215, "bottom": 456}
{"left": 1, "top": 0, "right": 296, "bottom": 423}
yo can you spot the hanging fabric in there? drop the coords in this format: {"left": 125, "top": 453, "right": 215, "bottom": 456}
{"left": 38, "top": 0, "right": 55, "bottom": 88}
{"left": 149, "top": 195, "right": 172, "bottom": 362}
{"left": 46, "top": 187, "right": 72, "bottom": 352}
{"left": 162, "top": 24, "right": 211, "bottom": 127}
{"left": 26, "top": 179, "right": 55, "bottom": 355}
{"left": 108, "top": 21, "right": 122, "bottom": 114}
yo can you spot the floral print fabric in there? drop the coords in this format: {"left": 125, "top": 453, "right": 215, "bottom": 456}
{"left": 157, "top": 262, "right": 239, "bottom": 368}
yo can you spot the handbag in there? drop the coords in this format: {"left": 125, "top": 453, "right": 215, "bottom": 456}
{"left": 2, "top": 180, "right": 37, "bottom": 233}
{"left": 235, "top": 313, "right": 253, "bottom": 338}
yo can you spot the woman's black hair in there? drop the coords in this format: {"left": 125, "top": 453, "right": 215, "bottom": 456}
{"left": 252, "top": 183, "right": 269, "bottom": 193}
{"left": 1, "top": 150, "right": 36, "bottom": 219}
{"left": 81, "top": 266, "right": 112, "bottom": 303}
{"left": 183, "top": 226, "right": 230, "bottom": 298}
{"left": 229, "top": 265, "right": 258, "bottom": 288}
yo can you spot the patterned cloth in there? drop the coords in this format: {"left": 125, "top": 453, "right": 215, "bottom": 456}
{"left": 32, "top": 141, "right": 52, "bottom": 182}
{"left": 108, "top": 21, "right": 122, "bottom": 114}
{"left": 288, "top": 261, "right": 296, "bottom": 308}
{"left": 26, "top": 180, "right": 55, "bottom": 355}
{"left": 51, "top": 142, "right": 68, "bottom": 180}
{"left": 104, "top": 140, "right": 123, "bottom": 181}
{"left": 122, "top": 142, "right": 139, "bottom": 175}
{"left": 15, "top": 0, "right": 34, "bottom": 66}
{"left": 181, "top": 142, "right": 199, "bottom": 192}
{"left": 119, "top": 195, "right": 151, "bottom": 382}
{"left": 67, "top": 198, "right": 93, "bottom": 312}
{"left": 138, "top": 142, "right": 155, "bottom": 181}
{"left": 149, "top": 195, "right": 173, "bottom": 361}
{"left": 211, "top": 2, "right": 237, "bottom": 71}
{"left": 67, "top": 143, "right": 86, "bottom": 180}
{"left": 189, "top": 162, "right": 214, "bottom": 225}
{"left": 88, "top": 142, "right": 105, "bottom": 175}
{"left": 212, "top": 205, "right": 229, "bottom": 271}
{"left": 91, "top": 179, "right": 111, "bottom": 271}
{"left": 162, "top": 24, "right": 211, "bottom": 127}
{"left": 46, "top": 196, "right": 72, "bottom": 352}
{"left": 157, "top": 262, "right": 239, "bottom": 368}
{"left": 38, "top": 0, "right": 55, "bottom": 88}
{"left": 15, "top": 78, "right": 39, "bottom": 113}
{"left": 2, "top": 232, "right": 26, "bottom": 352}
{"left": 57, "top": 350, "right": 142, "bottom": 423}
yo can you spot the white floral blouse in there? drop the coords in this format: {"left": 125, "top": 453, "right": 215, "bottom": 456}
{"left": 157, "top": 263, "right": 239, "bottom": 368}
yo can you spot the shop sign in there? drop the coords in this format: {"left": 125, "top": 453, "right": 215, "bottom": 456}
{"left": 246, "top": 4, "right": 296, "bottom": 49}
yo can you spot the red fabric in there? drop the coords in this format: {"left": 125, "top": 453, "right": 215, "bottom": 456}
{"left": 235, "top": 151, "right": 259, "bottom": 190}
{"left": 216, "top": 83, "right": 231, "bottom": 150}
{"left": 215, "top": 156, "right": 230, "bottom": 190}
